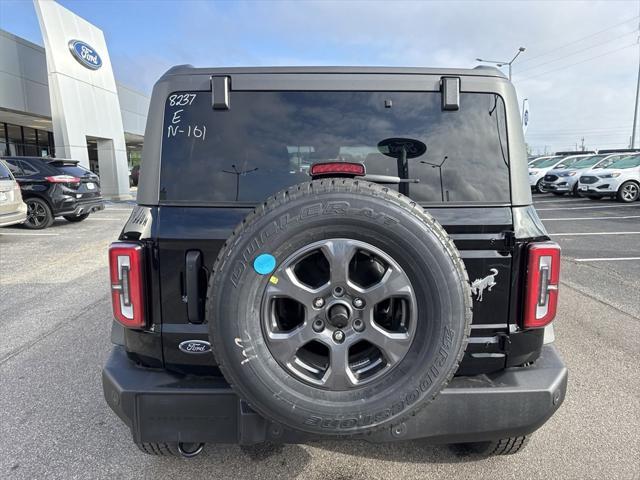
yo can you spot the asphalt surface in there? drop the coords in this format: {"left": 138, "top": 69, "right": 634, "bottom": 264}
{"left": 0, "top": 193, "right": 639, "bottom": 479}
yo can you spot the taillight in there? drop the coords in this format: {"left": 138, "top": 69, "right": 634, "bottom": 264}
{"left": 310, "top": 162, "right": 366, "bottom": 177}
{"left": 45, "top": 175, "right": 80, "bottom": 183}
{"left": 523, "top": 241, "right": 561, "bottom": 329}
{"left": 109, "top": 242, "right": 145, "bottom": 329}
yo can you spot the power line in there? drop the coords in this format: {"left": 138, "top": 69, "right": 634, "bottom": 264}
{"left": 516, "top": 42, "right": 637, "bottom": 83}
{"left": 517, "top": 29, "right": 638, "bottom": 75}
{"left": 517, "top": 14, "right": 639, "bottom": 66}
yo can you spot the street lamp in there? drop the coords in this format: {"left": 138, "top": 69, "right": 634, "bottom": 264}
{"left": 476, "top": 46, "right": 526, "bottom": 81}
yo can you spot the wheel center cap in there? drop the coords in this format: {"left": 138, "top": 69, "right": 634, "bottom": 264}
{"left": 327, "top": 304, "right": 350, "bottom": 328}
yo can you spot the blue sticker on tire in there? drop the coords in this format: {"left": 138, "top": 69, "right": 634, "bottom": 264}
{"left": 253, "top": 253, "right": 276, "bottom": 275}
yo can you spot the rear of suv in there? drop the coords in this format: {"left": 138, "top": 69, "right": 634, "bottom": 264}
{"left": 1, "top": 156, "right": 105, "bottom": 229}
{"left": 102, "top": 66, "right": 567, "bottom": 458}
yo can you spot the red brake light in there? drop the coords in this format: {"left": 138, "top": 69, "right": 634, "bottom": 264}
{"left": 310, "top": 162, "right": 366, "bottom": 177}
{"left": 523, "top": 241, "right": 561, "bottom": 329}
{"left": 45, "top": 175, "right": 80, "bottom": 183}
{"left": 109, "top": 242, "right": 145, "bottom": 329}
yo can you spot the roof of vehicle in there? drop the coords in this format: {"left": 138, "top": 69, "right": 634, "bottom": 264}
{"left": 161, "top": 64, "right": 507, "bottom": 78}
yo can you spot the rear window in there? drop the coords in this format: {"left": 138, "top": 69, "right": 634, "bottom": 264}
{"left": 51, "top": 162, "right": 91, "bottom": 177}
{"left": 160, "top": 91, "right": 511, "bottom": 204}
{"left": 0, "top": 161, "right": 12, "bottom": 180}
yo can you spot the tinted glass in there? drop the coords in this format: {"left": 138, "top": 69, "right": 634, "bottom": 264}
{"left": 0, "top": 161, "right": 12, "bottom": 180}
{"left": 160, "top": 91, "right": 510, "bottom": 203}
{"left": 51, "top": 163, "right": 92, "bottom": 177}
{"left": 3, "top": 159, "right": 22, "bottom": 175}
{"left": 570, "top": 155, "right": 606, "bottom": 168}
{"left": 533, "top": 157, "right": 561, "bottom": 168}
{"left": 17, "top": 160, "right": 39, "bottom": 176}
{"left": 608, "top": 155, "right": 640, "bottom": 169}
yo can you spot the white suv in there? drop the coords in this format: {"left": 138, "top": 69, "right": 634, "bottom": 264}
{"left": 539, "top": 153, "right": 630, "bottom": 196}
{"left": 578, "top": 154, "right": 640, "bottom": 202}
{"left": 529, "top": 155, "right": 583, "bottom": 193}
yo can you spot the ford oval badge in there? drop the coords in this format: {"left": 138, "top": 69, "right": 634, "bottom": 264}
{"left": 68, "top": 40, "right": 102, "bottom": 70}
{"left": 178, "top": 340, "right": 212, "bottom": 354}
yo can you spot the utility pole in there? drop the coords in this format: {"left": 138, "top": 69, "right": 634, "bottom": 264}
{"left": 476, "top": 47, "right": 526, "bottom": 81}
{"left": 580, "top": 137, "right": 585, "bottom": 152}
{"left": 632, "top": 34, "right": 640, "bottom": 148}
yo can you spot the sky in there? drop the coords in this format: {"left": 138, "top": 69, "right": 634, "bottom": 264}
{"left": 0, "top": 0, "right": 638, "bottom": 154}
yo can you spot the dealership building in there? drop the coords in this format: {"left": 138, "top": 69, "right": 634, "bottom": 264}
{"left": 0, "top": 0, "right": 149, "bottom": 199}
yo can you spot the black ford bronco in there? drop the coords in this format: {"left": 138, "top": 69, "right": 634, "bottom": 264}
{"left": 102, "top": 66, "right": 567, "bottom": 458}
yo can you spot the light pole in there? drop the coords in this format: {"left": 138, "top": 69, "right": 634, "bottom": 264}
{"left": 222, "top": 164, "right": 258, "bottom": 201}
{"left": 476, "top": 47, "right": 526, "bottom": 81}
{"left": 420, "top": 156, "right": 449, "bottom": 202}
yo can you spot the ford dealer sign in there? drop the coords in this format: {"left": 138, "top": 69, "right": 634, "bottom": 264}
{"left": 68, "top": 40, "right": 102, "bottom": 70}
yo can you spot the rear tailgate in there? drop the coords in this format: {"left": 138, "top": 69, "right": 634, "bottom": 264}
{"left": 50, "top": 161, "right": 102, "bottom": 199}
{"left": 155, "top": 205, "right": 515, "bottom": 375}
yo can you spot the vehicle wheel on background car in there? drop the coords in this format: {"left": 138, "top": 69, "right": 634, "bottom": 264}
{"left": 207, "top": 179, "right": 472, "bottom": 437}
{"left": 63, "top": 213, "right": 90, "bottom": 222}
{"left": 450, "top": 436, "right": 530, "bottom": 456}
{"left": 571, "top": 183, "right": 580, "bottom": 197}
{"left": 616, "top": 181, "right": 639, "bottom": 203}
{"left": 135, "top": 442, "right": 204, "bottom": 457}
{"left": 24, "top": 198, "right": 53, "bottom": 229}
{"left": 536, "top": 179, "right": 547, "bottom": 193}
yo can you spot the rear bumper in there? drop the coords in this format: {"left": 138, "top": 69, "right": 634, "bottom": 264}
{"left": 0, "top": 204, "right": 27, "bottom": 227}
{"left": 103, "top": 344, "right": 567, "bottom": 445}
{"left": 57, "top": 199, "right": 105, "bottom": 216}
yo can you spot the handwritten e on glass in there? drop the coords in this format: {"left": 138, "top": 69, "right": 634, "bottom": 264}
{"left": 166, "top": 93, "right": 207, "bottom": 141}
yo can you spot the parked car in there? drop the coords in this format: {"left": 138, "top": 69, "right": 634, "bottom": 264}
{"left": 578, "top": 154, "right": 640, "bottom": 202}
{"left": 0, "top": 159, "right": 27, "bottom": 227}
{"left": 539, "top": 153, "right": 630, "bottom": 196}
{"left": 103, "top": 66, "right": 566, "bottom": 458}
{"left": 528, "top": 154, "right": 585, "bottom": 193}
{"left": 1, "top": 156, "right": 105, "bottom": 229}
{"left": 528, "top": 155, "right": 555, "bottom": 166}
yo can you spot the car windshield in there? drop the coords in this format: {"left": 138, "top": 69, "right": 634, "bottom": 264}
{"left": 594, "top": 155, "right": 628, "bottom": 169}
{"left": 533, "top": 157, "right": 563, "bottom": 168}
{"left": 554, "top": 156, "right": 586, "bottom": 169}
{"left": 0, "top": 161, "right": 12, "bottom": 180}
{"left": 607, "top": 155, "right": 640, "bottom": 169}
{"left": 568, "top": 155, "right": 607, "bottom": 169}
{"left": 160, "top": 91, "right": 511, "bottom": 203}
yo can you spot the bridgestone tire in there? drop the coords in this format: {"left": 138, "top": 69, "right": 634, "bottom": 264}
{"left": 207, "top": 179, "right": 472, "bottom": 436}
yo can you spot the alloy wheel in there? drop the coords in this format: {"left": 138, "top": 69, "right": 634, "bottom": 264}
{"left": 621, "top": 183, "right": 639, "bottom": 202}
{"left": 26, "top": 201, "right": 48, "bottom": 228}
{"left": 262, "top": 239, "right": 417, "bottom": 390}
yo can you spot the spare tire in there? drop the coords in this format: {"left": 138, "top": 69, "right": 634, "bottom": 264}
{"left": 207, "top": 179, "right": 471, "bottom": 436}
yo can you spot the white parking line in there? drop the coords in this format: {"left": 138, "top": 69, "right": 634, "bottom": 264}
{"left": 540, "top": 215, "right": 640, "bottom": 221}
{"left": 533, "top": 198, "right": 593, "bottom": 203}
{"left": 104, "top": 208, "right": 134, "bottom": 211}
{"left": 0, "top": 232, "right": 60, "bottom": 236}
{"left": 575, "top": 257, "right": 640, "bottom": 262}
{"left": 537, "top": 204, "right": 640, "bottom": 211}
{"left": 86, "top": 217, "right": 128, "bottom": 221}
{"left": 550, "top": 231, "right": 640, "bottom": 236}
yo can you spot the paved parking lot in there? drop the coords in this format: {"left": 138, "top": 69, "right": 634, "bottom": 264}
{"left": 0, "top": 195, "right": 638, "bottom": 479}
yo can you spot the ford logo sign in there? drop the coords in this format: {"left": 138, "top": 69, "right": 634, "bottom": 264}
{"left": 178, "top": 340, "right": 212, "bottom": 354}
{"left": 68, "top": 40, "right": 102, "bottom": 70}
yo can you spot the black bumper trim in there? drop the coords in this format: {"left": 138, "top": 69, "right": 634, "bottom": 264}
{"left": 102, "top": 344, "right": 567, "bottom": 445}
{"left": 57, "top": 200, "right": 105, "bottom": 217}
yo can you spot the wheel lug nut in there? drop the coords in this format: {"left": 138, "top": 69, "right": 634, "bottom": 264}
{"left": 353, "top": 319, "right": 365, "bottom": 332}
{"left": 313, "top": 297, "right": 325, "bottom": 308}
{"left": 333, "top": 330, "right": 345, "bottom": 343}
{"left": 352, "top": 297, "right": 365, "bottom": 308}
{"left": 312, "top": 319, "right": 325, "bottom": 333}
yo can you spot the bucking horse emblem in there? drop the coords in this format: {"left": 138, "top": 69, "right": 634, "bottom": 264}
{"left": 470, "top": 268, "right": 498, "bottom": 302}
